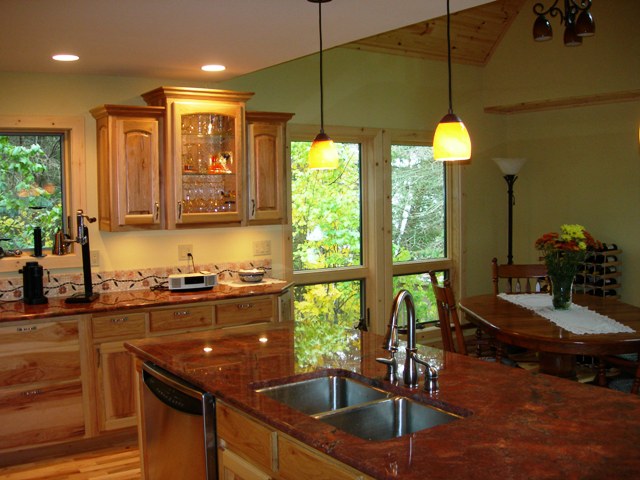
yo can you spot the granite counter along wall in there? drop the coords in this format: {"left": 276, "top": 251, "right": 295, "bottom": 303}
{"left": 0, "top": 259, "right": 271, "bottom": 302}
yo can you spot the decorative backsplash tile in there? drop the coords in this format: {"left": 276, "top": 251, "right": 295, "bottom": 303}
{"left": 0, "top": 259, "right": 271, "bottom": 301}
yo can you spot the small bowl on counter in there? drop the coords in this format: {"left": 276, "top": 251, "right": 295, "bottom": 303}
{"left": 238, "top": 268, "right": 265, "bottom": 283}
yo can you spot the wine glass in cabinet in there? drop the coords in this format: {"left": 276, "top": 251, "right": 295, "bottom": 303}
{"left": 143, "top": 87, "right": 253, "bottom": 229}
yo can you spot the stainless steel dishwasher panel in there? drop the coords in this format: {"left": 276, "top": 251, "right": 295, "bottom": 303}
{"left": 141, "top": 362, "right": 216, "bottom": 480}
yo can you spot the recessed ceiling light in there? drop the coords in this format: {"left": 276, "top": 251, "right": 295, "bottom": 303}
{"left": 201, "top": 64, "right": 226, "bottom": 72}
{"left": 52, "top": 54, "right": 79, "bottom": 62}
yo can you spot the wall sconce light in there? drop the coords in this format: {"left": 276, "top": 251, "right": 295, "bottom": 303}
{"left": 433, "top": 0, "right": 471, "bottom": 162}
{"left": 533, "top": 0, "right": 595, "bottom": 46}
{"left": 308, "top": 0, "right": 339, "bottom": 170}
{"left": 494, "top": 158, "right": 527, "bottom": 265}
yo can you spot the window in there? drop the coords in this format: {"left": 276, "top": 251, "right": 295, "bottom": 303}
{"left": 0, "top": 116, "right": 86, "bottom": 272}
{"left": 290, "top": 131, "right": 370, "bottom": 369}
{"left": 390, "top": 143, "right": 447, "bottom": 323}
{"left": 289, "top": 126, "right": 460, "bottom": 336}
{"left": 0, "top": 133, "right": 65, "bottom": 251}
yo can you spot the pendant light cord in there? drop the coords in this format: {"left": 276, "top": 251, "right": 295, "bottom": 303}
{"left": 446, "top": 0, "right": 453, "bottom": 115}
{"left": 318, "top": 0, "right": 325, "bottom": 134}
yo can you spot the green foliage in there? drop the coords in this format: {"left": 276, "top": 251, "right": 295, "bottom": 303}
{"left": 290, "top": 141, "right": 446, "bottom": 366}
{"left": 391, "top": 145, "right": 445, "bottom": 262}
{"left": 0, "top": 135, "right": 63, "bottom": 249}
{"left": 293, "top": 282, "right": 362, "bottom": 370}
{"left": 291, "top": 141, "right": 361, "bottom": 271}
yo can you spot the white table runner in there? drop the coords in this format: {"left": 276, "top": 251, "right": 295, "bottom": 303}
{"left": 497, "top": 293, "right": 635, "bottom": 335}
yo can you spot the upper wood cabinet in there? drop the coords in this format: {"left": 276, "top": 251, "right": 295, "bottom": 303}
{"left": 142, "top": 87, "right": 254, "bottom": 229}
{"left": 92, "top": 89, "right": 292, "bottom": 230}
{"left": 246, "top": 111, "right": 294, "bottom": 225}
{"left": 91, "top": 105, "right": 165, "bottom": 232}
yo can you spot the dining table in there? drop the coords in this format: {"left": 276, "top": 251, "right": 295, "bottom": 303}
{"left": 458, "top": 293, "right": 640, "bottom": 383}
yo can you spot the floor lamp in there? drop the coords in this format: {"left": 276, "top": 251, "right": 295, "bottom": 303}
{"left": 494, "top": 158, "right": 527, "bottom": 265}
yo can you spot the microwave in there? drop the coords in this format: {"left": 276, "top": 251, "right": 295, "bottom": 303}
{"left": 168, "top": 272, "right": 218, "bottom": 291}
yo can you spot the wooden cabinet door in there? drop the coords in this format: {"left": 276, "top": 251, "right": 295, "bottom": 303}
{"left": 95, "top": 340, "right": 137, "bottom": 431}
{"left": 215, "top": 296, "right": 276, "bottom": 328}
{"left": 246, "top": 112, "right": 293, "bottom": 225}
{"left": 168, "top": 101, "right": 246, "bottom": 228}
{"left": 0, "top": 382, "right": 85, "bottom": 450}
{"left": 219, "top": 448, "right": 272, "bottom": 480}
{"left": 92, "top": 105, "right": 164, "bottom": 231}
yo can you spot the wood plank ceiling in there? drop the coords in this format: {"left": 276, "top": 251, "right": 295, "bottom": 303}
{"left": 343, "top": 0, "right": 528, "bottom": 66}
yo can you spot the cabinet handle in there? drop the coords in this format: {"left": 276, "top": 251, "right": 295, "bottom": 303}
{"left": 23, "top": 389, "right": 42, "bottom": 397}
{"left": 111, "top": 316, "right": 128, "bottom": 323}
{"left": 174, "top": 310, "right": 190, "bottom": 317}
{"left": 154, "top": 202, "right": 160, "bottom": 221}
{"left": 16, "top": 325, "right": 38, "bottom": 333}
{"left": 251, "top": 199, "right": 256, "bottom": 217}
{"left": 237, "top": 303, "right": 254, "bottom": 310}
{"left": 177, "top": 201, "right": 182, "bottom": 220}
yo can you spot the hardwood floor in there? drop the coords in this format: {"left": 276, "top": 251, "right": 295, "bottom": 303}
{"left": 0, "top": 444, "right": 141, "bottom": 480}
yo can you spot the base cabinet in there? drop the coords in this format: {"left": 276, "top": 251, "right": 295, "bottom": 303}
{"left": 0, "top": 318, "right": 85, "bottom": 452}
{"left": 0, "top": 382, "right": 85, "bottom": 451}
{"left": 219, "top": 448, "right": 273, "bottom": 480}
{"left": 217, "top": 401, "right": 371, "bottom": 480}
{"left": 95, "top": 340, "right": 138, "bottom": 431}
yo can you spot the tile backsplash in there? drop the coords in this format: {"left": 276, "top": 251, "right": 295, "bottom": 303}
{"left": 0, "top": 259, "right": 271, "bottom": 301}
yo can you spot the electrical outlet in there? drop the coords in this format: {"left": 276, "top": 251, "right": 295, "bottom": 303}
{"left": 90, "top": 250, "right": 100, "bottom": 267}
{"left": 178, "top": 244, "right": 193, "bottom": 261}
{"left": 253, "top": 240, "right": 271, "bottom": 256}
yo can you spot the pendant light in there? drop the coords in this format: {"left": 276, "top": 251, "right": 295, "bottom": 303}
{"left": 308, "top": 0, "right": 339, "bottom": 170}
{"left": 433, "top": 0, "right": 472, "bottom": 162}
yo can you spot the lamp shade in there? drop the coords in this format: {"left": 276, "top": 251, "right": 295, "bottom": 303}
{"left": 563, "top": 23, "right": 582, "bottom": 46}
{"left": 533, "top": 15, "right": 552, "bottom": 41}
{"left": 576, "top": 10, "right": 595, "bottom": 37}
{"left": 309, "top": 132, "right": 339, "bottom": 170}
{"left": 493, "top": 157, "right": 527, "bottom": 175}
{"left": 433, "top": 113, "right": 472, "bottom": 162}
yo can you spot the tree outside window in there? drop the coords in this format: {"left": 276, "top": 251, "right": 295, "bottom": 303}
{"left": 0, "top": 134, "right": 64, "bottom": 251}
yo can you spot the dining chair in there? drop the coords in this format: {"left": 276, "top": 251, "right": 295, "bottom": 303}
{"left": 600, "top": 353, "right": 640, "bottom": 395}
{"left": 492, "top": 258, "right": 548, "bottom": 295}
{"left": 429, "top": 272, "right": 492, "bottom": 357}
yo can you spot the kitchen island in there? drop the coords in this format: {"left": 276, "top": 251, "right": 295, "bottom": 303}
{"left": 125, "top": 323, "right": 640, "bottom": 480}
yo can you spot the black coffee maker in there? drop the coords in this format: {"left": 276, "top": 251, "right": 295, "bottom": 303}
{"left": 20, "top": 261, "right": 48, "bottom": 305}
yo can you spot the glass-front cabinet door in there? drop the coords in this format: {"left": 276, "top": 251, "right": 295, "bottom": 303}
{"left": 171, "top": 101, "right": 244, "bottom": 227}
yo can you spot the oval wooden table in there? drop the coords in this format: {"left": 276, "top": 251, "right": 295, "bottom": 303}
{"left": 458, "top": 293, "right": 640, "bottom": 383}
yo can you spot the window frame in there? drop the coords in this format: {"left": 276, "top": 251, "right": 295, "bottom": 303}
{"left": 0, "top": 115, "right": 86, "bottom": 272}
{"left": 287, "top": 125, "right": 462, "bottom": 335}
{"left": 384, "top": 129, "right": 463, "bottom": 303}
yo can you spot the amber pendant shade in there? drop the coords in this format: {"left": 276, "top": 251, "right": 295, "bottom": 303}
{"left": 309, "top": 132, "right": 339, "bottom": 170}
{"left": 433, "top": 113, "right": 472, "bottom": 162}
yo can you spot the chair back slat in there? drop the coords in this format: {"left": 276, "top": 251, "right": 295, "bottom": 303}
{"left": 429, "top": 272, "right": 467, "bottom": 355}
{"left": 492, "top": 258, "right": 548, "bottom": 295}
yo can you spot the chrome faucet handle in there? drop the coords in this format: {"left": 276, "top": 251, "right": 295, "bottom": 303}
{"left": 376, "top": 349, "right": 399, "bottom": 384}
{"left": 412, "top": 353, "right": 439, "bottom": 393}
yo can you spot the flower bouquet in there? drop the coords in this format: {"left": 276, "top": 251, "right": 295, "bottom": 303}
{"left": 535, "top": 224, "right": 601, "bottom": 309}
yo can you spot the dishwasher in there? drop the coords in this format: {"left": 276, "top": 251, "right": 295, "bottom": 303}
{"left": 141, "top": 362, "right": 217, "bottom": 480}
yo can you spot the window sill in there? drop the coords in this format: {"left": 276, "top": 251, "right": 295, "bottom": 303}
{"left": 0, "top": 251, "right": 82, "bottom": 274}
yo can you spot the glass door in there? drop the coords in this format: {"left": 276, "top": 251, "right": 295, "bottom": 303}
{"left": 171, "top": 102, "right": 244, "bottom": 226}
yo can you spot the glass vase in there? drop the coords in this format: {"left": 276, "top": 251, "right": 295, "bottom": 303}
{"left": 550, "top": 274, "right": 574, "bottom": 310}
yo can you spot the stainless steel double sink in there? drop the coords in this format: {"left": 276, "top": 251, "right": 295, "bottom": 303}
{"left": 255, "top": 374, "right": 461, "bottom": 441}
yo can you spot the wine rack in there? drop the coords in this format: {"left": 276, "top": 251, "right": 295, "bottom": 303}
{"left": 575, "top": 245, "right": 622, "bottom": 299}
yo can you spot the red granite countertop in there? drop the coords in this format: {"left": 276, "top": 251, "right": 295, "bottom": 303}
{"left": 0, "top": 279, "right": 292, "bottom": 322}
{"left": 125, "top": 324, "right": 640, "bottom": 480}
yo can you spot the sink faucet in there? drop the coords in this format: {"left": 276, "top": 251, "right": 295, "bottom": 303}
{"left": 377, "top": 290, "right": 439, "bottom": 392}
